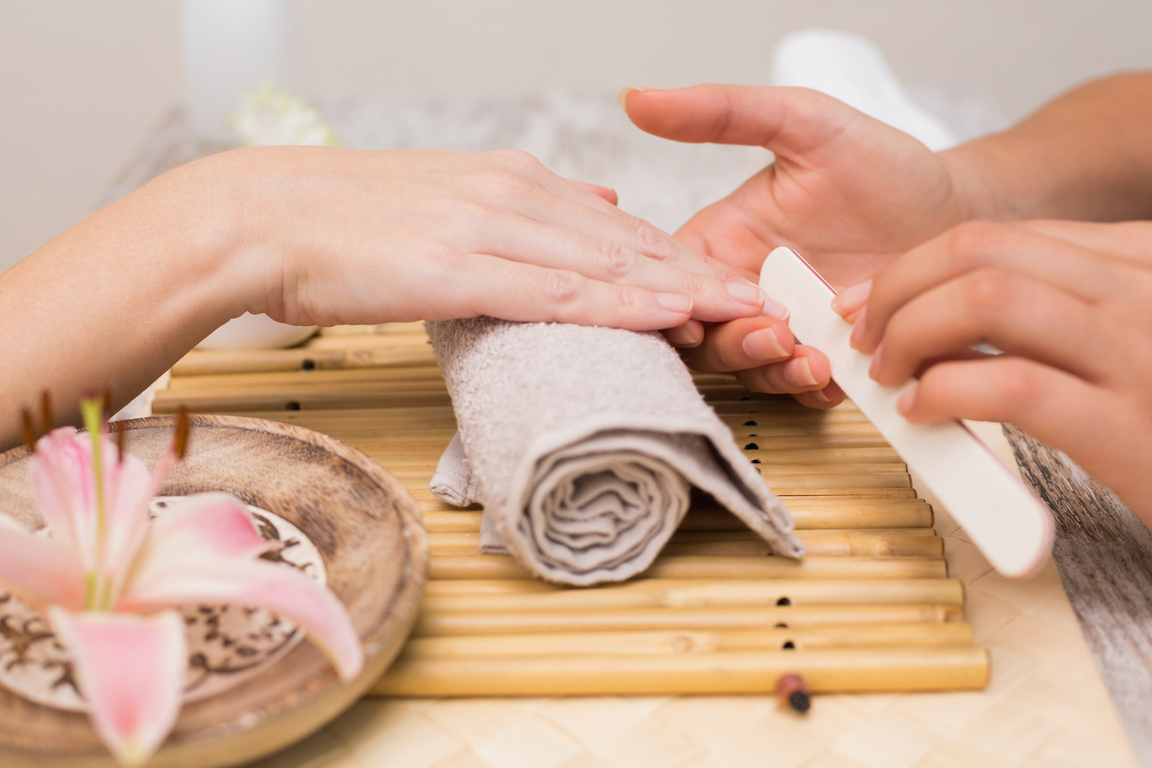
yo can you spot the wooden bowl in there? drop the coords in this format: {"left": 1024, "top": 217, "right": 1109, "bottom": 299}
{"left": 0, "top": 414, "right": 429, "bottom": 767}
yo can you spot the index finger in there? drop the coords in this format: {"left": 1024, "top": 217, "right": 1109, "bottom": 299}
{"left": 621, "top": 84, "right": 863, "bottom": 153}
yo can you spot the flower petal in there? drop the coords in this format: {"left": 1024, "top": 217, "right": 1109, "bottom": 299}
{"left": 48, "top": 608, "right": 186, "bottom": 767}
{"left": 0, "top": 518, "right": 85, "bottom": 609}
{"left": 29, "top": 427, "right": 95, "bottom": 565}
{"left": 94, "top": 453, "right": 171, "bottom": 604}
{"left": 125, "top": 493, "right": 270, "bottom": 590}
{"left": 120, "top": 560, "right": 363, "bottom": 681}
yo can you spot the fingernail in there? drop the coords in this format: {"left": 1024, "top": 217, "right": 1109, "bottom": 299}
{"left": 897, "top": 384, "right": 917, "bottom": 416}
{"left": 831, "top": 279, "right": 871, "bottom": 319}
{"left": 812, "top": 387, "right": 834, "bottom": 404}
{"left": 726, "top": 280, "right": 765, "bottom": 307}
{"left": 849, "top": 306, "right": 868, "bottom": 351}
{"left": 655, "top": 292, "right": 693, "bottom": 313}
{"left": 762, "top": 296, "right": 790, "bottom": 321}
{"left": 616, "top": 87, "right": 652, "bottom": 112}
{"left": 786, "top": 357, "right": 820, "bottom": 388}
{"left": 666, "top": 324, "right": 701, "bottom": 346}
{"left": 742, "top": 327, "right": 787, "bottom": 362}
{"left": 868, "top": 343, "right": 883, "bottom": 380}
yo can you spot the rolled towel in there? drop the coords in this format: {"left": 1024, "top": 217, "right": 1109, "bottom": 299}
{"left": 427, "top": 317, "right": 804, "bottom": 586}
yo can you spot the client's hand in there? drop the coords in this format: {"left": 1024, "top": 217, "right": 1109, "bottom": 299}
{"left": 841, "top": 219, "right": 1152, "bottom": 527}
{"left": 226, "top": 146, "right": 767, "bottom": 330}
{"left": 621, "top": 85, "right": 973, "bottom": 406}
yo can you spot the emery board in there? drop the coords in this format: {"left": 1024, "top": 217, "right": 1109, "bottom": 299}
{"left": 759, "top": 247, "right": 1053, "bottom": 578}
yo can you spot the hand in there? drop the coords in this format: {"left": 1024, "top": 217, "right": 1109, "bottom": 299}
{"left": 222, "top": 145, "right": 768, "bottom": 330}
{"left": 842, "top": 219, "right": 1152, "bottom": 526}
{"left": 622, "top": 85, "right": 975, "bottom": 405}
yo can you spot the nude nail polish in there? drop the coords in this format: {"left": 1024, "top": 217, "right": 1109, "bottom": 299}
{"left": 831, "top": 279, "right": 872, "bottom": 318}
{"left": 762, "top": 296, "right": 790, "bottom": 321}
{"left": 727, "top": 280, "right": 765, "bottom": 307}
{"left": 616, "top": 87, "right": 652, "bottom": 111}
{"left": 849, "top": 307, "right": 868, "bottom": 351}
{"left": 742, "top": 327, "right": 787, "bottom": 362}
{"left": 786, "top": 357, "right": 820, "bottom": 388}
{"left": 655, "top": 293, "right": 693, "bottom": 313}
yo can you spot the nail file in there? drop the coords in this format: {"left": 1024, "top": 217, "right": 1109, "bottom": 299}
{"left": 760, "top": 247, "right": 1053, "bottom": 578}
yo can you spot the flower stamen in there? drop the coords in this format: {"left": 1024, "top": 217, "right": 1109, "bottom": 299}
{"left": 20, "top": 410, "right": 37, "bottom": 451}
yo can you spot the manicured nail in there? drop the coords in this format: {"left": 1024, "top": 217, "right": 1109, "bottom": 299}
{"left": 849, "top": 307, "right": 868, "bottom": 351}
{"left": 742, "top": 327, "right": 787, "bottom": 362}
{"left": 785, "top": 357, "right": 820, "bottom": 388}
{"left": 666, "top": 324, "right": 701, "bottom": 347}
{"left": 831, "top": 279, "right": 871, "bottom": 320}
{"left": 616, "top": 87, "right": 652, "bottom": 112}
{"left": 761, "top": 296, "right": 790, "bottom": 321}
{"left": 811, "top": 387, "right": 834, "bottom": 404}
{"left": 868, "top": 343, "right": 884, "bottom": 380}
{"left": 897, "top": 384, "right": 918, "bottom": 416}
{"left": 726, "top": 280, "right": 765, "bottom": 307}
{"left": 655, "top": 292, "right": 693, "bottom": 313}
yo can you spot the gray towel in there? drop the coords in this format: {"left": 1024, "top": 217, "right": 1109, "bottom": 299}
{"left": 427, "top": 317, "right": 804, "bottom": 586}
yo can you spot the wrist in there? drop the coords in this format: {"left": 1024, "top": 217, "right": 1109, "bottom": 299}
{"left": 937, "top": 140, "right": 1028, "bottom": 223}
{"left": 169, "top": 149, "right": 279, "bottom": 321}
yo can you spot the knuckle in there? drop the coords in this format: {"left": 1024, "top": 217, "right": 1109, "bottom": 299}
{"left": 685, "top": 271, "right": 709, "bottom": 298}
{"left": 614, "top": 284, "right": 638, "bottom": 312}
{"left": 990, "top": 360, "right": 1040, "bottom": 409}
{"left": 599, "top": 239, "right": 637, "bottom": 278}
{"left": 945, "top": 221, "right": 1001, "bottom": 267}
{"left": 631, "top": 218, "right": 673, "bottom": 260}
{"left": 958, "top": 269, "right": 1013, "bottom": 313}
{"left": 489, "top": 148, "right": 541, "bottom": 171}
{"left": 544, "top": 269, "right": 584, "bottom": 305}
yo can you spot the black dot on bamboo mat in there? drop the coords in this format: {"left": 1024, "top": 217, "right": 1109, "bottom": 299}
{"left": 775, "top": 622, "right": 789, "bottom": 629}
{"left": 776, "top": 597, "right": 791, "bottom": 606}
{"left": 744, "top": 420, "right": 757, "bottom": 426}
{"left": 751, "top": 459, "right": 761, "bottom": 464}
{"left": 739, "top": 396, "right": 751, "bottom": 401}
{"left": 301, "top": 359, "right": 316, "bottom": 371}
{"left": 781, "top": 641, "right": 796, "bottom": 650}
{"left": 286, "top": 401, "right": 301, "bottom": 411}
{"left": 744, "top": 443, "right": 759, "bottom": 450}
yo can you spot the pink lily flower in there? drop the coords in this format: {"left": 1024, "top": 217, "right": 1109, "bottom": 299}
{"left": 0, "top": 399, "right": 363, "bottom": 766}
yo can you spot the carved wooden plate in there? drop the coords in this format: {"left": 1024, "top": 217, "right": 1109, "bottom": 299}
{"left": 0, "top": 414, "right": 430, "bottom": 767}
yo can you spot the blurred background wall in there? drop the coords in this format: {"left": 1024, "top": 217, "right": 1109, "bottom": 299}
{"left": 2, "top": 0, "right": 1151, "bottom": 273}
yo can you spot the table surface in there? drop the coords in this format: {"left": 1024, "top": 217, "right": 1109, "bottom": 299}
{"left": 111, "top": 93, "right": 1144, "bottom": 768}
{"left": 147, "top": 326, "right": 1132, "bottom": 768}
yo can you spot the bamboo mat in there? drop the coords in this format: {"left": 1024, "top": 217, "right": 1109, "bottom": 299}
{"left": 154, "top": 324, "right": 1136, "bottom": 768}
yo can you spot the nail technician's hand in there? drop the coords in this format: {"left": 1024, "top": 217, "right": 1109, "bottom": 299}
{"left": 841, "top": 219, "right": 1152, "bottom": 526}
{"left": 230, "top": 146, "right": 765, "bottom": 330}
{"left": 621, "top": 84, "right": 972, "bottom": 404}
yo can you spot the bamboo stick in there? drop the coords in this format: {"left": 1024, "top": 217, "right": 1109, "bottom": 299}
{"left": 166, "top": 365, "right": 447, "bottom": 391}
{"left": 427, "top": 529, "right": 943, "bottom": 559}
{"left": 412, "top": 603, "right": 965, "bottom": 637}
{"left": 427, "top": 555, "right": 947, "bottom": 581}
{"left": 152, "top": 389, "right": 453, "bottom": 413}
{"left": 380, "top": 464, "right": 907, "bottom": 490}
{"left": 418, "top": 501, "right": 934, "bottom": 534}
{"left": 744, "top": 447, "right": 902, "bottom": 464}
{"left": 401, "top": 622, "right": 975, "bottom": 658}
{"left": 370, "top": 646, "right": 989, "bottom": 696}
{"left": 171, "top": 345, "right": 438, "bottom": 376}
{"left": 419, "top": 578, "right": 962, "bottom": 612}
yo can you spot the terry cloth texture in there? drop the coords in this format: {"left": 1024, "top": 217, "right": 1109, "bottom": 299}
{"left": 427, "top": 317, "right": 804, "bottom": 586}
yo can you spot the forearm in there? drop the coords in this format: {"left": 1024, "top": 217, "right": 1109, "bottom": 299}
{"left": 0, "top": 155, "right": 251, "bottom": 449}
{"left": 941, "top": 72, "right": 1152, "bottom": 222}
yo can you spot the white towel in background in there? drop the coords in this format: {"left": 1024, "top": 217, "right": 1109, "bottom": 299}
{"left": 428, "top": 318, "right": 803, "bottom": 586}
{"left": 771, "top": 28, "right": 959, "bottom": 151}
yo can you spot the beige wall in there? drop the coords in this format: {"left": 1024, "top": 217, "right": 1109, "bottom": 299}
{"left": 3, "top": 0, "right": 1151, "bottom": 273}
